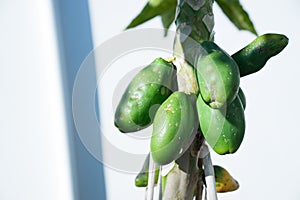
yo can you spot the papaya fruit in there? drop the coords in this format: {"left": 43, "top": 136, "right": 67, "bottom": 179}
{"left": 214, "top": 165, "right": 239, "bottom": 193}
{"left": 232, "top": 33, "right": 288, "bottom": 77}
{"left": 114, "top": 58, "right": 175, "bottom": 133}
{"left": 196, "top": 41, "right": 240, "bottom": 109}
{"left": 238, "top": 87, "right": 246, "bottom": 110}
{"left": 135, "top": 154, "right": 159, "bottom": 187}
{"left": 151, "top": 92, "right": 196, "bottom": 165}
{"left": 196, "top": 94, "right": 245, "bottom": 154}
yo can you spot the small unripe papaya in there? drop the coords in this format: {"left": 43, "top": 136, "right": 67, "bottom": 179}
{"left": 196, "top": 41, "right": 240, "bottom": 109}
{"left": 151, "top": 92, "right": 196, "bottom": 165}
{"left": 197, "top": 94, "right": 245, "bottom": 155}
{"left": 135, "top": 154, "right": 159, "bottom": 187}
{"left": 232, "top": 33, "right": 288, "bottom": 77}
{"left": 114, "top": 58, "right": 175, "bottom": 133}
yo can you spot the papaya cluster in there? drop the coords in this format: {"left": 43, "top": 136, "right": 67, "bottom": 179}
{"left": 115, "top": 34, "right": 288, "bottom": 166}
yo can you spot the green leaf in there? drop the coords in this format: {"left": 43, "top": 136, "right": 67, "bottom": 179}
{"left": 161, "top": 7, "right": 176, "bottom": 36}
{"left": 126, "top": 0, "right": 177, "bottom": 33}
{"left": 215, "top": 0, "right": 258, "bottom": 35}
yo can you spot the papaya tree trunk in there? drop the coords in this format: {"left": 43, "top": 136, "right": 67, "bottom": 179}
{"left": 162, "top": 0, "right": 217, "bottom": 199}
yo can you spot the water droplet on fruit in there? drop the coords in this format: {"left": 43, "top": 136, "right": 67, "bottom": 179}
{"left": 179, "top": 148, "right": 183, "bottom": 154}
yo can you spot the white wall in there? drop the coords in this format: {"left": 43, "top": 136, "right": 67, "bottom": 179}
{"left": 89, "top": 0, "right": 300, "bottom": 199}
{"left": 0, "top": 0, "right": 107, "bottom": 199}
{"left": 0, "top": 1, "right": 74, "bottom": 200}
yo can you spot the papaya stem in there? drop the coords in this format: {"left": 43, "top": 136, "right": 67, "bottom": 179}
{"left": 161, "top": 0, "right": 217, "bottom": 199}
{"left": 195, "top": 158, "right": 204, "bottom": 200}
{"left": 202, "top": 144, "right": 217, "bottom": 200}
{"left": 157, "top": 166, "right": 163, "bottom": 200}
{"left": 147, "top": 154, "right": 156, "bottom": 200}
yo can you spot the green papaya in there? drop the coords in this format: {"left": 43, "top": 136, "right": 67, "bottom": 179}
{"left": 238, "top": 88, "right": 246, "bottom": 110}
{"left": 232, "top": 33, "right": 288, "bottom": 77}
{"left": 196, "top": 94, "right": 245, "bottom": 154}
{"left": 196, "top": 41, "right": 240, "bottom": 109}
{"left": 135, "top": 154, "right": 159, "bottom": 187}
{"left": 114, "top": 58, "right": 175, "bottom": 133}
{"left": 151, "top": 92, "right": 196, "bottom": 165}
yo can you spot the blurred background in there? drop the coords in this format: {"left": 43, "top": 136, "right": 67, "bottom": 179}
{"left": 0, "top": 0, "right": 299, "bottom": 200}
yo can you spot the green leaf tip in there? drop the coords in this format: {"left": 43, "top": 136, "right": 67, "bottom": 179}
{"left": 215, "top": 0, "right": 258, "bottom": 35}
{"left": 125, "top": 0, "right": 177, "bottom": 36}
